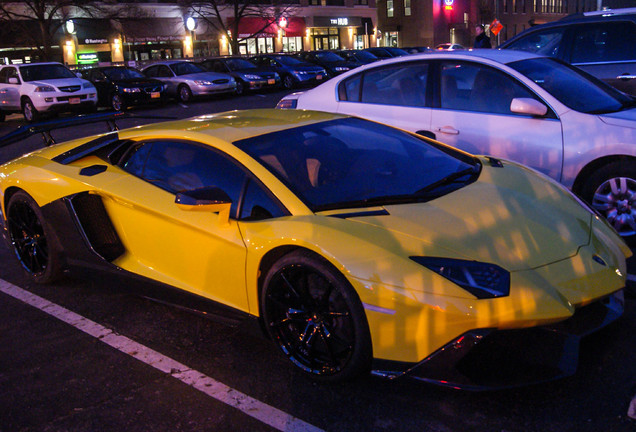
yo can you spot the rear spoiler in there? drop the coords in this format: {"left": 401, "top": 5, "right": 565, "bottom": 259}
{"left": 0, "top": 111, "right": 176, "bottom": 149}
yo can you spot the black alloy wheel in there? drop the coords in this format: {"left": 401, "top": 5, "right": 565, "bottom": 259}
{"left": 6, "top": 191, "right": 62, "bottom": 283}
{"left": 111, "top": 93, "right": 126, "bottom": 111}
{"left": 282, "top": 75, "right": 295, "bottom": 90}
{"left": 262, "top": 250, "right": 372, "bottom": 382}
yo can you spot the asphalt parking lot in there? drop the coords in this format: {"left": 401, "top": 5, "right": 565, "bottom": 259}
{"left": 1, "top": 92, "right": 635, "bottom": 432}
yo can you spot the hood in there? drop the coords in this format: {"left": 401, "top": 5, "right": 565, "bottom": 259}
{"left": 113, "top": 78, "right": 162, "bottom": 87}
{"left": 30, "top": 78, "right": 85, "bottom": 89}
{"left": 599, "top": 106, "right": 636, "bottom": 129}
{"left": 339, "top": 161, "right": 592, "bottom": 272}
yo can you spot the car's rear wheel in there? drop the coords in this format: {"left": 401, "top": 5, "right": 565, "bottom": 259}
{"left": 282, "top": 75, "right": 295, "bottom": 90}
{"left": 21, "top": 98, "right": 39, "bottom": 122}
{"left": 6, "top": 191, "right": 63, "bottom": 283}
{"left": 261, "top": 250, "right": 372, "bottom": 382}
{"left": 178, "top": 84, "right": 192, "bottom": 103}
{"left": 111, "top": 94, "right": 126, "bottom": 111}
{"left": 581, "top": 160, "right": 636, "bottom": 238}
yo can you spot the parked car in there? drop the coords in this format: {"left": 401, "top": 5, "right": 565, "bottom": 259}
{"left": 435, "top": 43, "right": 465, "bottom": 51}
{"left": 142, "top": 61, "right": 235, "bottom": 102}
{"left": 498, "top": 7, "right": 636, "bottom": 96}
{"left": 250, "top": 54, "right": 327, "bottom": 89}
{"left": 198, "top": 57, "right": 280, "bottom": 95}
{"left": 335, "top": 49, "right": 380, "bottom": 64}
{"left": 404, "top": 46, "right": 432, "bottom": 54}
{"left": 0, "top": 109, "right": 629, "bottom": 388}
{"left": 364, "top": 47, "right": 409, "bottom": 58}
{"left": 81, "top": 66, "right": 167, "bottom": 111}
{"left": 295, "top": 50, "right": 361, "bottom": 77}
{"left": 277, "top": 50, "right": 636, "bottom": 237}
{"left": 0, "top": 62, "right": 97, "bottom": 122}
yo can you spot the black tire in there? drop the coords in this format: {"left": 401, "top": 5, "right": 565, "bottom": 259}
{"left": 580, "top": 159, "right": 636, "bottom": 238}
{"left": 6, "top": 191, "right": 63, "bottom": 283}
{"left": 282, "top": 75, "right": 295, "bottom": 90}
{"left": 111, "top": 94, "right": 126, "bottom": 111}
{"left": 178, "top": 84, "right": 192, "bottom": 103}
{"left": 261, "top": 250, "right": 372, "bottom": 382}
{"left": 235, "top": 80, "right": 245, "bottom": 96}
{"left": 21, "top": 98, "right": 39, "bottom": 122}
{"left": 0, "top": 111, "right": 5, "bottom": 122}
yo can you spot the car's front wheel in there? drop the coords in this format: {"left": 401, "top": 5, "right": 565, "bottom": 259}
{"left": 261, "top": 250, "right": 372, "bottom": 382}
{"left": 235, "top": 80, "right": 245, "bottom": 96}
{"left": 6, "top": 191, "right": 63, "bottom": 283}
{"left": 111, "top": 94, "right": 126, "bottom": 111}
{"left": 21, "top": 98, "right": 39, "bottom": 122}
{"left": 178, "top": 84, "right": 192, "bottom": 103}
{"left": 581, "top": 160, "right": 636, "bottom": 238}
{"left": 282, "top": 75, "right": 295, "bottom": 90}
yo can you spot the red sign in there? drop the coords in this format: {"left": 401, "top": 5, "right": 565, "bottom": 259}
{"left": 490, "top": 19, "right": 503, "bottom": 36}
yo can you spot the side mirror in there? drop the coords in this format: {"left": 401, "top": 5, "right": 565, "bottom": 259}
{"left": 175, "top": 186, "right": 232, "bottom": 225}
{"left": 510, "top": 98, "right": 548, "bottom": 117}
{"left": 76, "top": 72, "right": 83, "bottom": 78}
{"left": 8, "top": 77, "right": 19, "bottom": 84}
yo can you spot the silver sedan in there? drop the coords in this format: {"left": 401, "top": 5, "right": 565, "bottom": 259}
{"left": 142, "top": 61, "right": 236, "bottom": 102}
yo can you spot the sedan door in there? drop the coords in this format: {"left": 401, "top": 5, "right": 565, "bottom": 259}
{"left": 336, "top": 61, "right": 433, "bottom": 134}
{"left": 430, "top": 60, "right": 564, "bottom": 181}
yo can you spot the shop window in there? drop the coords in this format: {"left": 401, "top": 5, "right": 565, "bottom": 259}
{"left": 387, "top": 0, "right": 394, "bottom": 18}
{"left": 405, "top": 0, "right": 411, "bottom": 16}
{"left": 326, "top": 0, "right": 344, "bottom": 5}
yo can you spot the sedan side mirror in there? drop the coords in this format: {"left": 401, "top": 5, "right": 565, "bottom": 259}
{"left": 175, "top": 186, "right": 232, "bottom": 225}
{"left": 510, "top": 98, "right": 548, "bottom": 117}
{"left": 8, "top": 77, "right": 19, "bottom": 84}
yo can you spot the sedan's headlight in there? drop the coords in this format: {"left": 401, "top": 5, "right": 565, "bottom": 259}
{"left": 243, "top": 74, "right": 261, "bottom": 80}
{"left": 410, "top": 257, "right": 510, "bottom": 299}
{"left": 334, "top": 66, "right": 350, "bottom": 72}
{"left": 122, "top": 87, "right": 141, "bottom": 93}
{"left": 194, "top": 80, "right": 212, "bottom": 85}
{"left": 82, "top": 82, "right": 95, "bottom": 90}
{"left": 34, "top": 85, "right": 55, "bottom": 92}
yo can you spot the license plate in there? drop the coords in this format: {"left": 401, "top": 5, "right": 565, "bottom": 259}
{"left": 69, "top": 97, "right": 80, "bottom": 104}
{"left": 268, "top": 79, "right": 275, "bottom": 85}
{"left": 316, "top": 75, "right": 323, "bottom": 80}
{"left": 151, "top": 92, "right": 160, "bottom": 99}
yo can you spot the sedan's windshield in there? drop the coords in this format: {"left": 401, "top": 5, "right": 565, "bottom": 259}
{"left": 171, "top": 62, "right": 206, "bottom": 76}
{"left": 274, "top": 56, "right": 303, "bottom": 66}
{"left": 235, "top": 118, "right": 479, "bottom": 211}
{"left": 315, "top": 52, "right": 345, "bottom": 62}
{"left": 103, "top": 67, "right": 146, "bottom": 80}
{"left": 226, "top": 58, "right": 257, "bottom": 70}
{"left": 508, "top": 58, "right": 633, "bottom": 114}
{"left": 20, "top": 64, "right": 76, "bottom": 81}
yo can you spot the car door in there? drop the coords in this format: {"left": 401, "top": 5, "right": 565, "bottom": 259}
{"left": 89, "top": 69, "right": 111, "bottom": 106}
{"left": 98, "top": 139, "right": 250, "bottom": 311}
{"left": 336, "top": 61, "right": 432, "bottom": 134}
{"left": 429, "top": 60, "right": 564, "bottom": 181}
{"left": 565, "top": 21, "right": 636, "bottom": 97}
{"left": 0, "top": 66, "right": 22, "bottom": 110}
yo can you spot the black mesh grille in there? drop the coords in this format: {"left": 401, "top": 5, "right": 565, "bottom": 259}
{"left": 59, "top": 85, "right": 81, "bottom": 93}
{"left": 70, "top": 193, "right": 124, "bottom": 262}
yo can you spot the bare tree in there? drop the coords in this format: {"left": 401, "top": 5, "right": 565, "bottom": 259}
{"left": 179, "top": 0, "right": 300, "bottom": 55}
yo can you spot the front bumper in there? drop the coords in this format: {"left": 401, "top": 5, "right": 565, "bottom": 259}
{"left": 371, "top": 290, "right": 624, "bottom": 389}
{"left": 32, "top": 92, "right": 97, "bottom": 113}
{"left": 191, "top": 83, "right": 236, "bottom": 96}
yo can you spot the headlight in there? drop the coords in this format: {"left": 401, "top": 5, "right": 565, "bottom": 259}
{"left": 82, "top": 82, "right": 95, "bottom": 90}
{"left": 276, "top": 99, "right": 297, "bottom": 109}
{"left": 34, "top": 85, "right": 55, "bottom": 92}
{"left": 243, "top": 74, "right": 261, "bottom": 80}
{"left": 410, "top": 257, "right": 510, "bottom": 299}
{"left": 194, "top": 80, "right": 212, "bottom": 85}
{"left": 122, "top": 87, "right": 141, "bottom": 93}
{"left": 334, "top": 66, "right": 350, "bottom": 72}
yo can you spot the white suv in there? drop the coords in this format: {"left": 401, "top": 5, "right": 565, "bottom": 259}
{"left": 0, "top": 62, "right": 97, "bottom": 122}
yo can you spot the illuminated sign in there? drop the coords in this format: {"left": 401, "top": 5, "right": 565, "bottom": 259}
{"left": 444, "top": 0, "right": 453, "bottom": 10}
{"left": 77, "top": 53, "right": 98, "bottom": 64}
{"left": 330, "top": 17, "right": 349, "bottom": 26}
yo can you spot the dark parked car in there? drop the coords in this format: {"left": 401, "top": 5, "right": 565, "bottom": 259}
{"left": 199, "top": 57, "right": 280, "bottom": 95}
{"left": 81, "top": 66, "right": 166, "bottom": 111}
{"left": 364, "top": 47, "right": 409, "bottom": 58}
{"left": 250, "top": 54, "right": 327, "bottom": 89}
{"left": 335, "top": 49, "right": 380, "bottom": 64}
{"left": 295, "top": 50, "right": 362, "bottom": 77}
{"left": 499, "top": 7, "right": 636, "bottom": 96}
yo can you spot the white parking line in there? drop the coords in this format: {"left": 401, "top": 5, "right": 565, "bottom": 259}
{"left": 0, "top": 279, "right": 324, "bottom": 432}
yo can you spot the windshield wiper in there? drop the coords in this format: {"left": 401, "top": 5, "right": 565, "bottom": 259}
{"left": 414, "top": 164, "right": 481, "bottom": 198}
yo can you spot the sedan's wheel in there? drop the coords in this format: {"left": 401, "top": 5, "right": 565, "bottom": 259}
{"left": 262, "top": 250, "right": 372, "bottom": 382}
{"left": 581, "top": 160, "right": 636, "bottom": 237}
{"left": 6, "top": 191, "right": 63, "bottom": 283}
{"left": 178, "top": 84, "right": 192, "bottom": 103}
{"left": 282, "top": 75, "right": 295, "bottom": 90}
{"left": 22, "top": 98, "right": 39, "bottom": 122}
{"left": 235, "top": 80, "right": 245, "bottom": 95}
{"left": 111, "top": 94, "right": 126, "bottom": 111}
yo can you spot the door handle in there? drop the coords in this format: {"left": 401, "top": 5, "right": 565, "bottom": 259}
{"left": 617, "top": 74, "right": 636, "bottom": 80}
{"left": 436, "top": 126, "right": 459, "bottom": 135}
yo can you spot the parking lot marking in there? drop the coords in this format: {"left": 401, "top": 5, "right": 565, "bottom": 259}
{"left": 0, "top": 279, "right": 324, "bottom": 432}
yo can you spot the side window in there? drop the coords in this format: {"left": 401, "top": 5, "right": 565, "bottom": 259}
{"left": 121, "top": 141, "right": 247, "bottom": 216}
{"left": 359, "top": 63, "right": 428, "bottom": 107}
{"left": 1, "top": 67, "right": 19, "bottom": 84}
{"left": 0, "top": 68, "right": 7, "bottom": 83}
{"left": 239, "top": 178, "right": 287, "bottom": 221}
{"left": 440, "top": 62, "right": 537, "bottom": 115}
{"left": 144, "top": 66, "right": 158, "bottom": 77}
{"left": 506, "top": 27, "right": 565, "bottom": 57}
{"left": 7, "top": 68, "right": 19, "bottom": 83}
{"left": 212, "top": 62, "right": 226, "bottom": 73}
{"left": 339, "top": 74, "right": 361, "bottom": 101}
{"left": 159, "top": 66, "right": 173, "bottom": 77}
{"left": 571, "top": 22, "right": 636, "bottom": 64}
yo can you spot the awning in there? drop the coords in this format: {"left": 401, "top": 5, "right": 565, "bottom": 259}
{"left": 227, "top": 17, "right": 305, "bottom": 38}
{"left": 73, "top": 18, "right": 117, "bottom": 45}
{"left": 117, "top": 18, "right": 186, "bottom": 43}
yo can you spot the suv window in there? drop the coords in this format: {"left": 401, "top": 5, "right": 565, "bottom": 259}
{"left": 0, "top": 67, "right": 18, "bottom": 84}
{"left": 570, "top": 22, "right": 636, "bottom": 63}
{"left": 505, "top": 27, "right": 565, "bottom": 57}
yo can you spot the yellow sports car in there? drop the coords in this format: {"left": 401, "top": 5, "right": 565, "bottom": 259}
{"left": 0, "top": 109, "right": 630, "bottom": 388}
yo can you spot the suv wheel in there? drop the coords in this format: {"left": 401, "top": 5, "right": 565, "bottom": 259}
{"left": 22, "top": 98, "right": 39, "bottom": 122}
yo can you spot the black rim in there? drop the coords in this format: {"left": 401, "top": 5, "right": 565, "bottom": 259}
{"left": 180, "top": 86, "right": 191, "bottom": 102}
{"left": 7, "top": 200, "right": 49, "bottom": 275}
{"left": 265, "top": 264, "right": 355, "bottom": 375}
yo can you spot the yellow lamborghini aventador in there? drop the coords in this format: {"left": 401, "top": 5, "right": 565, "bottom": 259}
{"left": 0, "top": 109, "right": 630, "bottom": 388}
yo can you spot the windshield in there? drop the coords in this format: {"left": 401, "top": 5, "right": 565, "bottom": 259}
{"left": 508, "top": 58, "right": 633, "bottom": 114}
{"left": 315, "top": 52, "right": 345, "bottom": 62}
{"left": 354, "top": 51, "right": 377, "bottom": 61}
{"left": 275, "top": 56, "right": 303, "bottom": 66}
{"left": 226, "top": 58, "right": 257, "bottom": 70}
{"left": 103, "top": 67, "right": 146, "bottom": 80}
{"left": 20, "top": 64, "right": 76, "bottom": 81}
{"left": 171, "top": 62, "right": 206, "bottom": 76}
{"left": 235, "top": 118, "right": 479, "bottom": 211}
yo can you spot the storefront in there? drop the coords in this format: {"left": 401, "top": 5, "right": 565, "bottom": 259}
{"left": 226, "top": 17, "right": 306, "bottom": 55}
{"left": 310, "top": 17, "right": 375, "bottom": 50}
